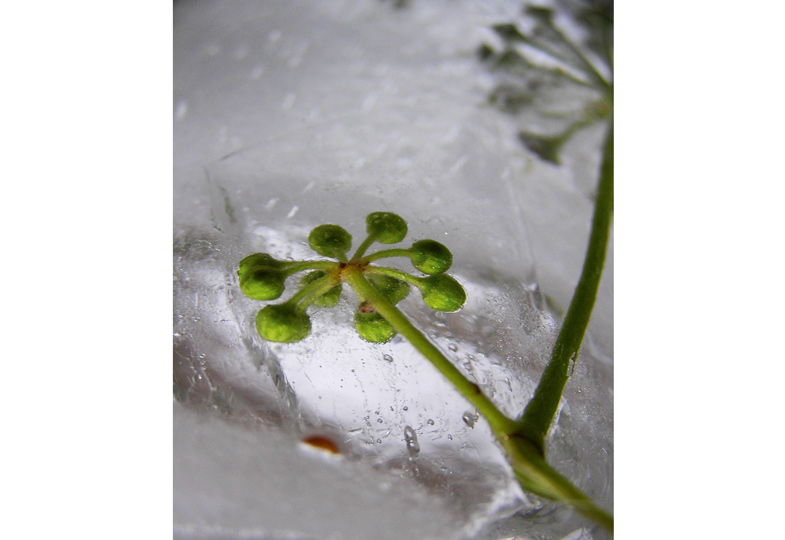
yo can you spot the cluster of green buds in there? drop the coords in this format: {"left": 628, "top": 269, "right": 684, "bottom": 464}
{"left": 237, "top": 212, "right": 466, "bottom": 344}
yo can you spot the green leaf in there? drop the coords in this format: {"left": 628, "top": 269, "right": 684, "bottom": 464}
{"left": 368, "top": 274, "right": 409, "bottom": 304}
{"left": 308, "top": 224, "right": 352, "bottom": 259}
{"left": 239, "top": 266, "right": 286, "bottom": 301}
{"left": 354, "top": 305, "right": 396, "bottom": 343}
{"left": 410, "top": 239, "right": 453, "bottom": 275}
{"left": 256, "top": 304, "right": 311, "bottom": 343}
{"left": 420, "top": 275, "right": 466, "bottom": 312}
{"left": 366, "top": 212, "right": 408, "bottom": 244}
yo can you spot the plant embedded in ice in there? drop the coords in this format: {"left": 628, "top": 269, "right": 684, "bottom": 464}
{"left": 238, "top": 201, "right": 614, "bottom": 532}
{"left": 238, "top": 212, "right": 466, "bottom": 345}
{"left": 239, "top": 4, "right": 615, "bottom": 532}
{"left": 481, "top": 2, "right": 613, "bottom": 166}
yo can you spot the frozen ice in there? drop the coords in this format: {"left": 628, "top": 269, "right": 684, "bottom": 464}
{"left": 174, "top": 1, "right": 613, "bottom": 539}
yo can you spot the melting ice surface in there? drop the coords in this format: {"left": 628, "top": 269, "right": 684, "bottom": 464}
{"left": 174, "top": 1, "right": 613, "bottom": 539}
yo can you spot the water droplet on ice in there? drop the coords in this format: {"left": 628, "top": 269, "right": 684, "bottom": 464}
{"left": 448, "top": 343, "right": 458, "bottom": 352}
{"left": 427, "top": 419, "right": 434, "bottom": 426}
{"left": 404, "top": 425, "right": 420, "bottom": 455}
{"left": 383, "top": 354, "right": 393, "bottom": 362}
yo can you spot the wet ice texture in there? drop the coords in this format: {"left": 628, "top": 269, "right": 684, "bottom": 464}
{"left": 174, "top": 1, "right": 612, "bottom": 539}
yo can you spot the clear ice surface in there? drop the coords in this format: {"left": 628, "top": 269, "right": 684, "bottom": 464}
{"left": 174, "top": 1, "right": 613, "bottom": 539}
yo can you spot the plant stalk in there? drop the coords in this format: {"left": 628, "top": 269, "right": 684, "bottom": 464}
{"left": 518, "top": 124, "right": 614, "bottom": 451}
{"left": 342, "top": 265, "right": 517, "bottom": 436}
{"left": 343, "top": 265, "right": 613, "bottom": 530}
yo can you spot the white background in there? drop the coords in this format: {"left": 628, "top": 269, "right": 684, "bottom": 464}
{"left": 3, "top": 1, "right": 784, "bottom": 538}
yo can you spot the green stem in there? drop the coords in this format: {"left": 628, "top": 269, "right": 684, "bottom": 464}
{"left": 345, "top": 265, "right": 613, "bottom": 530}
{"left": 550, "top": 24, "right": 611, "bottom": 90}
{"left": 518, "top": 124, "right": 614, "bottom": 451}
{"left": 503, "top": 435, "right": 614, "bottom": 531}
{"left": 281, "top": 260, "right": 338, "bottom": 275}
{"left": 351, "top": 234, "right": 378, "bottom": 261}
{"left": 363, "top": 266, "right": 423, "bottom": 287}
{"left": 362, "top": 248, "right": 413, "bottom": 264}
{"left": 342, "top": 265, "right": 517, "bottom": 436}
{"left": 285, "top": 274, "right": 336, "bottom": 311}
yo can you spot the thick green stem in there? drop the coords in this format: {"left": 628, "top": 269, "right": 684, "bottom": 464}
{"left": 518, "top": 124, "right": 614, "bottom": 451}
{"left": 344, "top": 265, "right": 613, "bottom": 530}
{"left": 342, "top": 265, "right": 517, "bottom": 435}
{"left": 503, "top": 435, "right": 613, "bottom": 531}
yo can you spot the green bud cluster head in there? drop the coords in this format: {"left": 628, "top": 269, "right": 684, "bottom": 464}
{"left": 366, "top": 212, "right": 408, "bottom": 244}
{"left": 300, "top": 271, "right": 342, "bottom": 308}
{"left": 410, "top": 239, "right": 453, "bottom": 275}
{"left": 238, "top": 253, "right": 286, "bottom": 301}
{"left": 419, "top": 275, "right": 466, "bottom": 312}
{"left": 368, "top": 274, "right": 409, "bottom": 304}
{"left": 354, "top": 305, "right": 396, "bottom": 343}
{"left": 256, "top": 304, "right": 311, "bottom": 343}
{"left": 238, "top": 253, "right": 283, "bottom": 279}
{"left": 308, "top": 224, "right": 352, "bottom": 258}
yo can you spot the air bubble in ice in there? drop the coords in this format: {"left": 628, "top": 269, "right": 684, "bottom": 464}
{"left": 404, "top": 425, "right": 420, "bottom": 455}
{"left": 462, "top": 411, "right": 479, "bottom": 428}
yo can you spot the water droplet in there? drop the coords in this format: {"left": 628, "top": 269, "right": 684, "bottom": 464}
{"left": 402, "top": 406, "right": 408, "bottom": 411}
{"left": 383, "top": 354, "right": 393, "bottom": 362}
{"left": 377, "top": 418, "right": 384, "bottom": 424}
{"left": 376, "top": 439, "right": 382, "bottom": 444}
{"left": 462, "top": 411, "right": 479, "bottom": 428}
{"left": 427, "top": 419, "right": 434, "bottom": 426}
{"left": 404, "top": 426, "right": 420, "bottom": 455}
{"left": 447, "top": 434, "right": 453, "bottom": 440}
{"left": 448, "top": 343, "right": 458, "bottom": 352}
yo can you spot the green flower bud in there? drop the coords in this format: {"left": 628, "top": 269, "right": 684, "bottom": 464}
{"left": 366, "top": 212, "right": 408, "bottom": 244}
{"left": 239, "top": 266, "right": 286, "bottom": 301}
{"left": 419, "top": 275, "right": 466, "bottom": 312}
{"left": 354, "top": 306, "right": 396, "bottom": 343}
{"left": 237, "top": 253, "right": 283, "bottom": 280}
{"left": 368, "top": 274, "right": 409, "bottom": 304}
{"left": 410, "top": 240, "right": 453, "bottom": 275}
{"left": 300, "top": 271, "right": 342, "bottom": 308}
{"left": 308, "top": 224, "right": 352, "bottom": 258}
{"left": 256, "top": 304, "right": 311, "bottom": 343}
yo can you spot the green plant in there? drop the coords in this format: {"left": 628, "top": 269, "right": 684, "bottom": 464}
{"left": 238, "top": 203, "right": 613, "bottom": 531}
{"left": 239, "top": 3, "right": 615, "bottom": 531}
